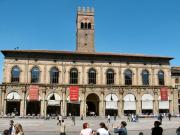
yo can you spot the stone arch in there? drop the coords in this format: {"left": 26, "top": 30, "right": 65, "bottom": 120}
{"left": 105, "top": 93, "right": 118, "bottom": 116}
{"left": 141, "top": 94, "right": 154, "bottom": 114}
{"left": 123, "top": 94, "right": 136, "bottom": 114}
{"left": 6, "top": 91, "right": 21, "bottom": 115}
{"left": 86, "top": 93, "right": 100, "bottom": 116}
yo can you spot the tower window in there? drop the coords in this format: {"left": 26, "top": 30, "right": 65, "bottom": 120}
{"left": 85, "top": 23, "right": 88, "bottom": 29}
{"left": 88, "top": 23, "right": 91, "bottom": 29}
{"left": 81, "top": 22, "right": 84, "bottom": 29}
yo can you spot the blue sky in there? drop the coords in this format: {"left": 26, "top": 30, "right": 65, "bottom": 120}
{"left": 0, "top": 0, "right": 180, "bottom": 83}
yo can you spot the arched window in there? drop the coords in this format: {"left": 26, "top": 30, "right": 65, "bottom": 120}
{"left": 88, "top": 23, "right": 91, "bottom": 29}
{"left": 85, "top": 23, "right": 88, "bottom": 29}
{"left": 88, "top": 68, "right": 96, "bottom": 84}
{"left": 70, "top": 68, "right": 78, "bottom": 84}
{"left": 142, "top": 70, "right": 149, "bottom": 85}
{"left": 11, "top": 66, "right": 20, "bottom": 83}
{"left": 124, "top": 69, "right": 132, "bottom": 85}
{"left": 50, "top": 67, "right": 59, "bottom": 84}
{"left": 81, "top": 22, "right": 84, "bottom": 29}
{"left": 31, "top": 67, "right": 40, "bottom": 83}
{"left": 158, "top": 70, "right": 164, "bottom": 85}
{"left": 106, "top": 69, "right": 114, "bottom": 85}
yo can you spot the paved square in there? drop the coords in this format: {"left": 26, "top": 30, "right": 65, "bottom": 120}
{"left": 0, "top": 117, "right": 179, "bottom": 135}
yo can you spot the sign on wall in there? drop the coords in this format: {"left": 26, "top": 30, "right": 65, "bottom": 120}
{"left": 69, "top": 86, "right": 79, "bottom": 101}
{"left": 160, "top": 87, "right": 168, "bottom": 101}
{"left": 29, "top": 85, "right": 39, "bottom": 101}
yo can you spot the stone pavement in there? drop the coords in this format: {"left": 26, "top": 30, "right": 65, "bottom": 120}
{"left": 0, "top": 117, "right": 179, "bottom": 135}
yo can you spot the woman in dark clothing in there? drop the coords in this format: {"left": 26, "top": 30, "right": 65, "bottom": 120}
{"left": 151, "top": 121, "right": 163, "bottom": 135}
{"left": 113, "top": 121, "right": 127, "bottom": 135}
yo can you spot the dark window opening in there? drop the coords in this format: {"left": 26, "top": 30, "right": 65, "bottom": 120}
{"left": 158, "top": 71, "right": 165, "bottom": 85}
{"left": 70, "top": 68, "right": 78, "bottom": 84}
{"left": 50, "top": 67, "right": 59, "bottom": 84}
{"left": 142, "top": 70, "right": 149, "bottom": 85}
{"left": 124, "top": 69, "right": 132, "bottom": 85}
{"left": 88, "top": 23, "right": 91, "bottom": 29}
{"left": 81, "top": 22, "right": 84, "bottom": 29}
{"left": 31, "top": 67, "right": 40, "bottom": 83}
{"left": 11, "top": 66, "right": 20, "bottom": 83}
{"left": 88, "top": 68, "right": 96, "bottom": 84}
{"left": 106, "top": 69, "right": 114, "bottom": 85}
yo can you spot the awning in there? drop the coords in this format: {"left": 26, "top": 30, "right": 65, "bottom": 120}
{"left": 105, "top": 94, "right": 118, "bottom": 109}
{"left": 159, "top": 101, "right": 169, "bottom": 109}
{"left": 7, "top": 92, "right": 20, "bottom": 100}
{"left": 142, "top": 94, "right": 153, "bottom": 110}
{"left": 124, "top": 94, "right": 136, "bottom": 110}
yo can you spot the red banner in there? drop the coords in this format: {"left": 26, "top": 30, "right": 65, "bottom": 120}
{"left": 69, "top": 86, "right": 79, "bottom": 101}
{"left": 29, "top": 85, "right": 39, "bottom": 101}
{"left": 160, "top": 87, "right": 168, "bottom": 101}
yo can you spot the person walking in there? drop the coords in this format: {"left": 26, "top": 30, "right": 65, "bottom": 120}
{"left": 80, "top": 123, "right": 92, "bottom": 135}
{"left": 72, "top": 116, "right": 75, "bottom": 125}
{"left": 9, "top": 120, "right": 15, "bottom": 135}
{"left": 97, "top": 122, "right": 109, "bottom": 135}
{"left": 14, "top": 123, "right": 24, "bottom": 135}
{"left": 176, "top": 127, "right": 180, "bottom": 135}
{"left": 107, "top": 115, "right": 110, "bottom": 123}
{"left": 151, "top": 121, "right": 163, "bottom": 135}
{"left": 113, "top": 121, "right": 127, "bottom": 135}
{"left": 168, "top": 113, "right": 171, "bottom": 121}
{"left": 57, "top": 115, "right": 63, "bottom": 125}
{"left": 59, "top": 120, "right": 66, "bottom": 135}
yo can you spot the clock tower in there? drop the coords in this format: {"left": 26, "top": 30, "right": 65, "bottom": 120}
{"left": 76, "top": 7, "right": 95, "bottom": 53}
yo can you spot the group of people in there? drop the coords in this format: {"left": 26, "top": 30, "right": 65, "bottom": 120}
{"left": 80, "top": 121, "right": 127, "bottom": 135}
{"left": 127, "top": 114, "right": 138, "bottom": 122}
{"left": 2, "top": 120, "right": 24, "bottom": 135}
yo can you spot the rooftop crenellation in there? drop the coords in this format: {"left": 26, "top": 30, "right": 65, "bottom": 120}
{"left": 77, "top": 6, "right": 94, "bottom": 15}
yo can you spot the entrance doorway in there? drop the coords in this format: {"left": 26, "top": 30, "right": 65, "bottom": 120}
{"left": 47, "top": 106, "right": 60, "bottom": 116}
{"left": 26, "top": 101, "right": 40, "bottom": 115}
{"left": 6, "top": 101, "right": 20, "bottom": 115}
{"left": 67, "top": 103, "right": 80, "bottom": 116}
{"left": 86, "top": 93, "right": 99, "bottom": 116}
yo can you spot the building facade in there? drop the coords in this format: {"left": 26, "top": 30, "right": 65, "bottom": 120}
{"left": 0, "top": 7, "right": 179, "bottom": 117}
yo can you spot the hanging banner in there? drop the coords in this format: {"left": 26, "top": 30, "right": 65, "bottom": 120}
{"left": 160, "top": 87, "right": 168, "bottom": 101}
{"left": 69, "top": 86, "right": 79, "bottom": 101}
{"left": 29, "top": 85, "right": 39, "bottom": 101}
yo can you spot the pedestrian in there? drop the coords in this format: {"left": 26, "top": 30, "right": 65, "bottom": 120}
{"left": 14, "top": 123, "right": 24, "bottom": 135}
{"left": 72, "top": 116, "right": 75, "bottom": 125}
{"left": 97, "top": 122, "right": 109, "bottom": 135}
{"left": 81, "top": 114, "right": 83, "bottom": 120}
{"left": 57, "top": 115, "right": 63, "bottom": 125}
{"left": 114, "top": 113, "right": 117, "bottom": 121}
{"left": 59, "top": 120, "right": 66, "bottom": 135}
{"left": 139, "top": 132, "right": 143, "bottom": 135}
{"left": 3, "top": 129, "right": 9, "bottom": 135}
{"left": 9, "top": 120, "right": 15, "bottom": 135}
{"left": 80, "top": 123, "right": 92, "bottom": 135}
{"left": 107, "top": 115, "right": 110, "bottom": 123}
{"left": 168, "top": 113, "right": 171, "bottom": 121}
{"left": 113, "top": 121, "right": 127, "bottom": 135}
{"left": 176, "top": 127, "right": 180, "bottom": 135}
{"left": 151, "top": 121, "right": 163, "bottom": 135}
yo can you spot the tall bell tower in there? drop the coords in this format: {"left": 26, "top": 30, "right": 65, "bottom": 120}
{"left": 76, "top": 7, "right": 95, "bottom": 53}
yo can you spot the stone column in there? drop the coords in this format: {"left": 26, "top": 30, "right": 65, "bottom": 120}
{"left": 99, "top": 90, "right": 105, "bottom": 117}
{"left": 80, "top": 88, "right": 86, "bottom": 117}
{"left": 0, "top": 87, "right": 5, "bottom": 115}
{"left": 62, "top": 88, "right": 66, "bottom": 116}
{"left": 42, "top": 88, "right": 46, "bottom": 116}
{"left": 153, "top": 89, "right": 159, "bottom": 115}
{"left": 100, "top": 65, "right": 103, "bottom": 85}
{"left": 118, "top": 89, "right": 123, "bottom": 117}
{"left": 169, "top": 89, "right": 174, "bottom": 114}
{"left": 119, "top": 68, "right": 122, "bottom": 85}
{"left": 151, "top": 68, "right": 155, "bottom": 86}
{"left": 1, "top": 87, "right": 6, "bottom": 115}
{"left": 173, "top": 88, "right": 179, "bottom": 114}
{"left": 136, "top": 90, "right": 141, "bottom": 114}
